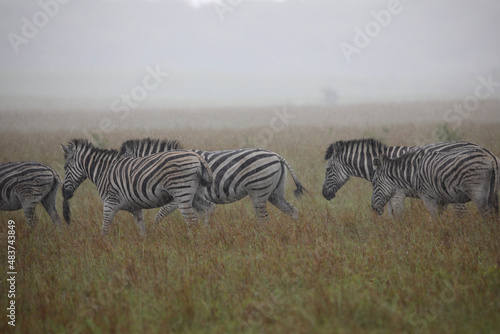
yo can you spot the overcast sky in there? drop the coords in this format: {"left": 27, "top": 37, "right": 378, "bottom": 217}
{"left": 1, "top": 0, "right": 499, "bottom": 108}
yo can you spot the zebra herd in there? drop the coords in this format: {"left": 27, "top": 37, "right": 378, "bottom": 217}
{"left": 1, "top": 138, "right": 498, "bottom": 235}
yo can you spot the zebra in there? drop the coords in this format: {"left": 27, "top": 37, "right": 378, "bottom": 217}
{"left": 119, "top": 138, "right": 306, "bottom": 223}
{"left": 0, "top": 161, "right": 63, "bottom": 226}
{"left": 371, "top": 147, "right": 499, "bottom": 218}
{"left": 61, "top": 139, "right": 213, "bottom": 235}
{"left": 322, "top": 139, "right": 494, "bottom": 217}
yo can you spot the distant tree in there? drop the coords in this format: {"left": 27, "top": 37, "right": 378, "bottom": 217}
{"left": 321, "top": 87, "right": 339, "bottom": 105}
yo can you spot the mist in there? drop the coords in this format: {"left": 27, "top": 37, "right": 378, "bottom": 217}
{"left": 1, "top": 0, "right": 500, "bottom": 110}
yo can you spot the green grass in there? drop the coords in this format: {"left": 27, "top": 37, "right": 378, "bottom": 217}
{"left": 1, "top": 105, "right": 499, "bottom": 333}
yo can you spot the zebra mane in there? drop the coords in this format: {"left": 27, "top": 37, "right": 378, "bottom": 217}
{"left": 378, "top": 147, "right": 424, "bottom": 166}
{"left": 119, "top": 138, "right": 183, "bottom": 157}
{"left": 65, "top": 139, "right": 120, "bottom": 158}
{"left": 325, "top": 138, "right": 387, "bottom": 160}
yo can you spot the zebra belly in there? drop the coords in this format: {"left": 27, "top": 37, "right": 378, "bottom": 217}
{"left": 0, "top": 195, "right": 22, "bottom": 211}
{"left": 208, "top": 167, "right": 281, "bottom": 204}
{"left": 422, "top": 183, "right": 471, "bottom": 204}
{"left": 208, "top": 190, "right": 247, "bottom": 205}
{"left": 107, "top": 188, "right": 174, "bottom": 212}
{"left": 424, "top": 189, "right": 471, "bottom": 204}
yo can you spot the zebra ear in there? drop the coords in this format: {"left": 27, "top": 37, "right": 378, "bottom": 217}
{"left": 60, "top": 144, "right": 70, "bottom": 155}
{"left": 333, "top": 142, "right": 342, "bottom": 157}
{"left": 373, "top": 157, "right": 381, "bottom": 169}
{"left": 124, "top": 145, "right": 134, "bottom": 157}
{"left": 325, "top": 144, "right": 334, "bottom": 160}
{"left": 325, "top": 142, "right": 343, "bottom": 160}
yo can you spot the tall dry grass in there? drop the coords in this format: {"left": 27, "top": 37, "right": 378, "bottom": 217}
{"left": 1, "top": 103, "right": 499, "bottom": 333}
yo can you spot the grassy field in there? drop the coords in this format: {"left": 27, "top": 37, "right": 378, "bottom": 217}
{"left": 1, "top": 102, "right": 499, "bottom": 333}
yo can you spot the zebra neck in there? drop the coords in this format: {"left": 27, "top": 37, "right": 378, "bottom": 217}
{"left": 393, "top": 157, "right": 418, "bottom": 190}
{"left": 341, "top": 143, "right": 386, "bottom": 182}
{"left": 81, "top": 150, "right": 119, "bottom": 186}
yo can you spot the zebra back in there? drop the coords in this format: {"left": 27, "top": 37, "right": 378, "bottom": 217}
{"left": 120, "top": 138, "right": 183, "bottom": 158}
{"left": 0, "top": 161, "right": 61, "bottom": 194}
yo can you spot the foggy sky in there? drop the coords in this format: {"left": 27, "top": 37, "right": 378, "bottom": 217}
{"left": 1, "top": 0, "right": 499, "bottom": 108}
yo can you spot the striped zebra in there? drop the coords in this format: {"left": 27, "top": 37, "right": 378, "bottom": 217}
{"left": 0, "top": 161, "right": 62, "bottom": 226}
{"left": 322, "top": 139, "right": 492, "bottom": 217}
{"left": 371, "top": 147, "right": 499, "bottom": 217}
{"left": 120, "top": 138, "right": 306, "bottom": 222}
{"left": 61, "top": 139, "right": 213, "bottom": 235}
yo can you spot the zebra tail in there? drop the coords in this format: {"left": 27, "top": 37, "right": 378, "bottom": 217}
{"left": 194, "top": 152, "right": 214, "bottom": 187}
{"left": 490, "top": 158, "right": 499, "bottom": 215}
{"left": 277, "top": 155, "right": 307, "bottom": 198}
{"left": 57, "top": 175, "right": 72, "bottom": 224}
{"left": 52, "top": 171, "right": 71, "bottom": 224}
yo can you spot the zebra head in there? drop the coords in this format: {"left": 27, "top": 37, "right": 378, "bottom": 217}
{"left": 322, "top": 142, "right": 352, "bottom": 200}
{"left": 371, "top": 155, "right": 396, "bottom": 215}
{"left": 60, "top": 140, "right": 88, "bottom": 200}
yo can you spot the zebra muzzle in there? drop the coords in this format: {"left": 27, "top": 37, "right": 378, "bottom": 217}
{"left": 62, "top": 186, "right": 74, "bottom": 200}
{"left": 322, "top": 186, "right": 336, "bottom": 200}
{"left": 372, "top": 204, "right": 384, "bottom": 215}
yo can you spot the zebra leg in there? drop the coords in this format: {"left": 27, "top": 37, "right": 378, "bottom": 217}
{"left": 437, "top": 202, "right": 448, "bottom": 216}
{"left": 470, "top": 193, "right": 492, "bottom": 217}
{"left": 264, "top": 167, "right": 298, "bottom": 220}
{"left": 421, "top": 196, "right": 439, "bottom": 219}
{"left": 248, "top": 193, "right": 270, "bottom": 222}
{"left": 203, "top": 203, "right": 216, "bottom": 225}
{"left": 177, "top": 201, "right": 198, "bottom": 226}
{"left": 132, "top": 209, "right": 146, "bottom": 236}
{"left": 102, "top": 204, "right": 118, "bottom": 236}
{"left": 193, "top": 195, "right": 215, "bottom": 225}
{"left": 452, "top": 203, "right": 467, "bottom": 217}
{"left": 488, "top": 189, "right": 499, "bottom": 216}
{"left": 21, "top": 201, "right": 38, "bottom": 227}
{"left": 387, "top": 190, "right": 406, "bottom": 218}
{"left": 268, "top": 192, "right": 298, "bottom": 220}
{"left": 40, "top": 185, "right": 63, "bottom": 225}
{"left": 154, "top": 201, "right": 179, "bottom": 224}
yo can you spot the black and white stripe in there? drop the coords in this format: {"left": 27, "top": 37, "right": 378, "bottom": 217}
{"left": 371, "top": 146, "right": 499, "bottom": 217}
{"left": 322, "top": 139, "right": 490, "bottom": 216}
{"left": 61, "top": 139, "right": 213, "bottom": 235}
{"left": 120, "top": 138, "right": 306, "bottom": 222}
{"left": 0, "top": 161, "right": 62, "bottom": 226}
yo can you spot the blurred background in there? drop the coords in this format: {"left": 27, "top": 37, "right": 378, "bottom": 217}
{"left": 0, "top": 0, "right": 499, "bottom": 111}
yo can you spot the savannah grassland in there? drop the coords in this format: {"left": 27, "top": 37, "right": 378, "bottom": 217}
{"left": 0, "top": 102, "right": 499, "bottom": 333}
